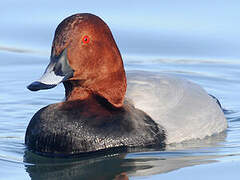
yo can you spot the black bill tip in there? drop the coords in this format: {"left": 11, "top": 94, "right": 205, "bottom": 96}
{"left": 27, "top": 81, "right": 57, "bottom": 91}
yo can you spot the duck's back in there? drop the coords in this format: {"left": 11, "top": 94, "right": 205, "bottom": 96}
{"left": 126, "top": 71, "right": 227, "bottom": 144}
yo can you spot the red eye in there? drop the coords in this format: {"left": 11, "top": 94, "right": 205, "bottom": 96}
{"left": 82, "top": 35, "right": 90, "bottom": 44}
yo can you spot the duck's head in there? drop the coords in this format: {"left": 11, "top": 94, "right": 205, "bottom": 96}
{"left": 28, "top": 13, "right": 127, "bottom": 108}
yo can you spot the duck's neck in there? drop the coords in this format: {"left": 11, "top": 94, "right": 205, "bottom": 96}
{"left": 63, "top": 69, "right": 127, "bottom": 108}
{"left": 63, "top": 81, "right": 91, "bottom": 101}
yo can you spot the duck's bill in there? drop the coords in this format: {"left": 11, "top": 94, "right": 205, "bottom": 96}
{"left": 27, "top": 49, "right": 74, "bottom": 91}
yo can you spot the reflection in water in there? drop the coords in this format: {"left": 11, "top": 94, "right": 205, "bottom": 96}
{"left": 127, "top": 132, "right": 227, "bottom": 176}
{"left": 24, "top": 151, "right": 133, "bottom": 180}
{"left": 23, "top": 132, "right": 226, "bottom": 180}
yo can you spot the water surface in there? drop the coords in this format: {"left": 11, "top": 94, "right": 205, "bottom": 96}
{"left": 1, "top": 48, "right": 240, "bottom": 180}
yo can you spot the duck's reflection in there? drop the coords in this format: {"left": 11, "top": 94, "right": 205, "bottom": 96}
{"left": 24, "top": 132, "right": 226, "bottom": 180}
{"left": 24, "top": 151, "right": 132, "bottom": 180}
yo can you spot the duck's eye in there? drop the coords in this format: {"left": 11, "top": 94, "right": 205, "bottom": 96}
{"left": 82, "top": 35, "right": 90, "bottom": 44}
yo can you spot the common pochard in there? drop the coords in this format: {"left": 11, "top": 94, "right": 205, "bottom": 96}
{"left": 26, "top": 13, "right": 227, "bottom": 156}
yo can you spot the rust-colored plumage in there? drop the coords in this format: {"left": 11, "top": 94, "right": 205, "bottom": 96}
{"left": 53, "top": 13, "right": 127, "bottom": 108}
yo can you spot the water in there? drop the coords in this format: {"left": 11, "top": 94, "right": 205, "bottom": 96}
{"left": 1, "top": 1, "right": 240, "bottom": 179}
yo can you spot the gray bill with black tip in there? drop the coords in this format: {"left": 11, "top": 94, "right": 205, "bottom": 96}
{"left": 27, "top": 49, "right": 74, "bottom": 91}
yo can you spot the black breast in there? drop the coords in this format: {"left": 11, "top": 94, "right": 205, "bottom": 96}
{"left": 25, "top": 100, "right": 165, "bottom": 156}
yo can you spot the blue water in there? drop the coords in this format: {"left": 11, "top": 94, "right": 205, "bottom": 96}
{"left": 1, "top": 1, "right": 240, "bottom": 179}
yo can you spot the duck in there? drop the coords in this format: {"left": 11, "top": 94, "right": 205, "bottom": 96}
{"left": 25, "top": 13, "right": 227, "bottom": 156}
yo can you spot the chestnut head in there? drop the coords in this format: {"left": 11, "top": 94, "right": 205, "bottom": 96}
{"left": 27, "top": 13, "right": 127, "bottom": 108}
